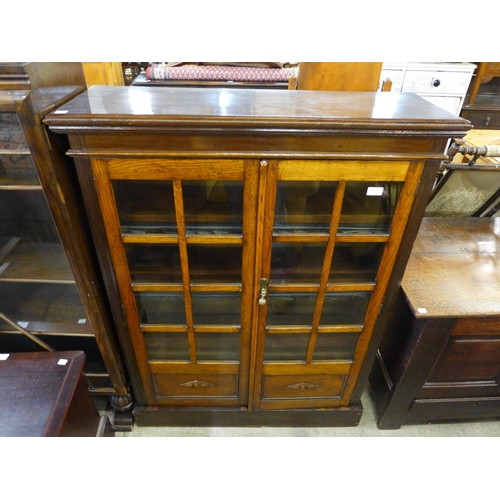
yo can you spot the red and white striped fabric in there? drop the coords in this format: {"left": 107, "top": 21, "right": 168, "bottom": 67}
{"left": 146, "top": 64, "right": 295, "bottom": 82}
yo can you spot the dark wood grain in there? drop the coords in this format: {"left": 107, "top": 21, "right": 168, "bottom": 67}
{"left": 0, "top": 63, "right": 130, "bottom": 402}
{"left": 0, "top": 351, "right": 106, "bottom": 437}
{"left": 46, "top": 87, "right": 471, "bottom": 426}
{"left": 370, "top": 217, "right": 500, "bottom": 428}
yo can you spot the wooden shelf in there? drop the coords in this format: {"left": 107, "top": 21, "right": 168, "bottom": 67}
{"left": 0, "top": 240, "right": 75, "bottom": 283}
{"left": 0, "top": 282, "right": 91, "bottom": 335}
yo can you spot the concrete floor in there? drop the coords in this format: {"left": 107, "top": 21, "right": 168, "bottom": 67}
{"left": 114, "top": 387, "right": 500, "bottom": 437}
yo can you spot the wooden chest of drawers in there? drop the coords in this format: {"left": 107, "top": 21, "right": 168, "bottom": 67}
{"left": 379, "top": 62, "right": 476, "bottom": 115}
{"left": 370, "top": 217, "right": 500, "bottom": 429}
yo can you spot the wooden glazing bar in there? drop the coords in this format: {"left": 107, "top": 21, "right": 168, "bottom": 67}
{"left": 107, "top": 158, "right": 245, "bottom": 180}
{"left": 185, "top": 235, "right": 243, "bottom": 245}
{"left": 265, "top": 326, "right": 311, "bottom": 334}
{"left": 277, "top": 160, "right": 410, "bottom": 181}
{"left": 132, "top": 284, "right": 184, "bottom": 293}
{"left": 122, "top": 235, "right": 178, "bottom": 244}
{"left": 140, "top": 324, "right": 188, "bottom": 333}
{"left": 306, "top": 181, "right": 346, "bottom": 363}
{"left": 272, "top": 234, "right": 329, "bottom": 243}
{"left": 317, "top": 325, "right": 363, "bottom": 333}
{"left": 132, "top": 283, "right": 242, "bottom": 293}
{"left": 335, "top": 235, "right": 389, "bottom": 243}
{"left": 173, "top": 179, "right": 197, "bottom": 364}
{"left": 265, "top": 325, "right": 363, "bottom": 334}
{"left": 190, "top": 284, "right": 242, "bottom": 293}
{"left": 194, "top": 325, "right": 241, "bottom": 334}
{"left": 340, "top": 161, "right": 426, "bottom": 406}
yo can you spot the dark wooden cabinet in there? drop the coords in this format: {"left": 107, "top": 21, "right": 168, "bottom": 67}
{"left": 461, "top": 62, "right": 500, "bottom": 129}
{"left": 45, "top": 86, "right": 471, "bottom": 426}
{"left": 0, "top": 350, "right": 113, "bottom": 437}
{"left": 370, "top": 217, "right": 500, "bottom": 429}
{"left": 0, "top": 63, "right": 132, "bottom": 424}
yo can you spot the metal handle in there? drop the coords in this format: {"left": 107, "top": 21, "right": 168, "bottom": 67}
{"left": 258, "top": 278, "right": 268, "bottom": 306}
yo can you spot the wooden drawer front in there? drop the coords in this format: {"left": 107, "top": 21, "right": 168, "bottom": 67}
{"left": 402, "top": 70, "right": 472, "bottom": 95}
{"left": 451, "top": 317, "right": 500, "bottom": 338}
{"left": 261, "top": 363, "right": 350, "bottom": 401}
{"left": 153, "top": 372, "right": 238, "bottom": 398}
{"left": 428, "top": 338, "right": 500, "bottom": 383}
{"left": 462, "top": 109, "right": 500, "bottom": 129}
{"left": 150, "top": 363, "right": 239, "bottom": 399}
{"left": 262, "top": 374, "right": 345, "bottom": 400}
{"left": 407, "top": 397, "right": 500, "bottom": 423}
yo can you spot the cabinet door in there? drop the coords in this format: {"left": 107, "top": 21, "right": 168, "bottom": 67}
{"left": 0, "top": 112, "right": 114, "bottom": 391}
{"left": 252, "top": 159, "right": 424, "bottom": 410}
{"left": 90, "top": 158, "right": 259, "bottom": 406}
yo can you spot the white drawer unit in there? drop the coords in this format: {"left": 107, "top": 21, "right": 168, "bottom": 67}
{"left": 379, "top": 63, "right": 476, "bottom": 115}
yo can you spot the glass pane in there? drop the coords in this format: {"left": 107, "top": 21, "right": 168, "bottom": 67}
{"left": 329, "top": 242, "right": 385, "bottom": 284}
{"left": 314, "top": 333, "right": 359, "bottom": 361}
{"left": 125, "top": 244, "right": 182, "bottom": 283}
{"left": 143, "top": 331, "right": 190, "bottom": 361}
{"left": 264, "top": 333, "right": 309, "bottom": 361}
{"left": 321, "top": 292, "right": 371, "bottom": 325}
{"left": 182, "top": 181, "right": 243, "bottom": 235}
{"left": 188, "top": 245, "right": 242, "bottom": 284}
{"left": 425, "top": 170, "right": 500, "bottom": 217}
{"left": 0, "top": 282, "right": 89, "bottom": 334}
{"left": 274, "top": 181, "right": 336, "bottom": 234}
{"left": 191, "top": 293, "right": 241, "bottom": 325}
{"left": 339, "top": 182, "right": 402, "bottom": 235}
{"left": 196, "top": 332, "right": 240, "bottom": 361}
{"left": 135, "top": 292, "right": 186, "bottom": 325}
{"left": 0, "top": 190, "right": 59, "bottom": 242}
{"left": 112, "top": 180, "right": 176, "bottom": 235}
{"left": 0, "top": 113, "right": 29, "bottom": 152}
{"left": 270, "top": 242, "right": 325, "bottom": 284}
{"left": 266, "top": 293, "right": 316, "bottom": 326}
{"left": 0, "top": 154, "right": 39, "bottom": 186}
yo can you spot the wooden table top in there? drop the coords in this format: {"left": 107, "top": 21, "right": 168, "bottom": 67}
{"left": 402, "top": 217, "right": 500, "bottom": 318}
{"left": 0, "top": 351, "right": 86, "bottom": 437}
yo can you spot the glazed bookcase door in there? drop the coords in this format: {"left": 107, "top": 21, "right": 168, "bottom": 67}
{"left": 252, "top": 159, "right": 424, "bottom": 410}
{"left": 0, "top": 112, "right": 110, "bottom": 386}
{"left": 91, "top": 158, "right": 259, "bottom": 406}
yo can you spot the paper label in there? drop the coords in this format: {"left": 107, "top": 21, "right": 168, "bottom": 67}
{"left": 17, "top": 321, "right": 29, "bottom": 328}
{"left": 366, "top": 186, "right": 384, "bottom": 196}
{"left": 53, "top": 110, "right": 69, "bottom": 114}
{"left": 0, "top": 354, "right": 9, "bottom": 360}
{"left": 417, "top": 308, "right": 428, "bottom": 314}
{"left": 78, "top": 319, "right": 87, "bottom": 324}
{"left": 57, "top": 359, "right": 68, "bottom": 366}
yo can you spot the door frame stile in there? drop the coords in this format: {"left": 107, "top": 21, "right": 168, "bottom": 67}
{"left": 240, "top": 159, "right": 261, "bottom": 407}
{"left": 250, "top": 160, "right": 280, "bottom": 411}
{"left": 90, "top": 157, "right": 157, "bottom": 401}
